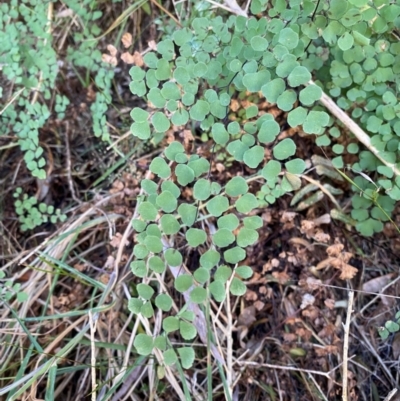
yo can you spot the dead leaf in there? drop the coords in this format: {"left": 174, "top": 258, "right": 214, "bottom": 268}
{"left": 110, "top": 233, "right": 123, "bottom": 248}
{"left": 148, "top": 40, "right": 157, "bottom": 50}
{"left": 120, "top": 52, "right": 135, "bottom": 64}
{"left": 272, "top": 271, "right": 290, "bottom": 285}
{"left": 314, "top": 230, "right": 330, "bottom": 243}
{"left": 101, "top": 53, "right": 117, "bottom": 66}
{"left": 392, "top": 333, "right": 400, "bottom": 359}
{"left": 281, "top": 211, "right": 297, "bottom": 222}
{"left": 283, "top": 333, "right": 297, "bottom": 342}
{"left": 237, "top": 305, "right": 257, "bottom": 327}
{"left": 324, "top": 298, "right": 335, "bottom": 310}
{"left": 121, "top": 32, "right": 132, "bottom": 48}
{"left": 107, "top": 44, "right": 118, "bottom": 57}
{"left": 314, "top": 214, "right": 331, "bottom": 225}
{"left": 362, "top": 273, "right": 395, "bottom": 293}
{"left": 337, "top": 263, "right": 358, "bottom": 280}
{"left": 56, "top": 8, "right": 74, "bottom": 18}
{"left": 300, "top": 293, "right": 315, "bottom": 309}
{"left": 326, "top": 243, "right": 344, "bottom": 257}
{"left": 305, "top": 277, "right": 322, "bottom": 291}
{"left": 131, "top": 51, "right": 144, "bottom": 66}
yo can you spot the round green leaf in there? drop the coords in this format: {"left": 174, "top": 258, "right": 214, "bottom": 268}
{"left": 131, "top": 121, "right": 151, "bottom": 139}
{"left": 243, "top": 216, "right": 263, "bottom": 229}
{"left": 217, "top": 214, "right": 240, "bottom": 230}
{"left": 175, "top": 274, "right": 193, "bottom": 292}
{"left": 200, "top": 249, "right": 220, "bottom": 269}
{"left": 143, "top": 235, "right": 163, "bottom": 253}
{"left": 164, "top": 248, "right": 182, "bottom": 266}
{"left": 152, "top": 112, "right": 170, "bottom": 132}
{"left": 156, "top": 191, "right": 178, "bottom": 213}
{"left": 285, "top": 158, "right": 306, "bottom": 174}
{"left": 190, "top": 287, "right": 207, "bottom": 303}
{"left": 236, "top": 228, "right": 259, "bottom": 247}
{"left": 131, "top": 261, "right": 147, "bottom": 278}
{"left": 209, "top": 280, "right": 226, "bottom": 302}
{"left": 258, "top": 119, "right": 280, "bottom": 143}
{"left": 132, "top": 219, "right": 147, "bottom": 233}
{"left": 206, "top": 195, "right": 230, "bottom": 217}
{"left": 154, "top": 336, "right": 167, "bottom": 351}
{"left": 229, "top": 277, "right": 247, "bottom": 296}
{"left": 160, "top": 214, "right": 180, "bottom": 235}
{"left": 261, "top": 78, "right": 285, "bottom": 103}
{"left": 243, "top": 145, "right": 264, "bottom": 168}
{"left": 148, "top": 88, "right": 167, "bottom": 108}
{"left": 235, "top": 193, "right": 258, "bottom": 213}
{"left": 178, "top": 203, "right": 197, "bottom": 226}
{"left": 194, "top": 267, "right": 210, "bottom": 284}
{"left": 338, "top": 32, "right": 354, "bottom": 51}
{"left": 190, "top": 100, "right": 210, "bottom": 121}
{"left": 163, "top": 316, "right": 179, "bottom": 333}
{"left": 235, "top": 265, "right": 254, "bottom": 279}
{"left": 131, "top": 107, "right": 149, "bottom": 122}
{"left": 149, "top": 157, "right": 171, "bottom": 178}
{"left": 179, "top": 321, "right": 197, "bottom": 340}
{"left": 296, "top": 85, "right": 322, "bottom": 106}
{"left": 136, "top": 284, "right": 154, "bottom": 301}
{"left": 277, "top": 89, "right": 297, "bottom": 112}
{"left": 165, "top": 142, "right": 185, "bottom": 161}
{"left": 128, "top": 298, "right": 143, "bottom": 314}
{"left": 149, "top": 255, "right": 166, "bottom": 273}
{"left": 288, "top": 106, "right": 307, "bottom": 127}
{"left": 140, "top": 301, "right": 154, "bottom": 318}
{"left": 186, "top": 228, "right": 207, "bottom": 247}
{"left": 214, "top": 265, "right": 232, "bottom": 283}
{"left": 133, "top": 244, "right": 149, "bottom": 259}
{"left": 273, "top": 138, "right": 296, "bottom": 160}
{"left": 134, "top": 334, "right": 153, "bottom": 355}
{"left": 155, "top": 294, "right": 173, "bottom": 312}
{"left": 278, "top": 28, "right": 299, "bottom": 49}
{"left": 163, "top": 349, "right": 178, "bottom": 366}
{"left": 224, "top": 246, "right": 246, "bottom": 264}
{"left": 173, "top": 66, "right": 190, "bottom": 84}
{"left": 193, "top": 179, "right": 211, "bottom": 201}
{"left": 251, "top": 35, "right": 269, "bottom": 51}
{"left": 225, "top": 176, "right": 248, "bottom": 197}
{"left": 287, "top": 66, "right": 311, "bottom": 87}
{"left": 212, "top": 228, "right": 235, "bottom": 248}
{"left": 177, "top": 347, "right": 195, "bottom": 369}
{"left": 175, "top": 164, "right": 195, "bottom": 186}
{"left": 171, "top": 109, "right": 189, "bottom": 126}
{"left": 212, "top": 123, "right": 229, "bottom": 145}
{"left": 138, "top": 201, "right": 158, "bottom": 221}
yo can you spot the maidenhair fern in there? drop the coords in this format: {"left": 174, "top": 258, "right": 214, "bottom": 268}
{"left": 126, "top": 0, "right": 400, "bottom": 364}
{"left": 1, "top": 0, "right": 114, "bottom": 230}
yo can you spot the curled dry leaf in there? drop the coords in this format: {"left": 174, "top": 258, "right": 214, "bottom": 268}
{"left": 326, "top": 243, "right": 344, "bottom": 257}
{"left": 300, "top": 293, "right": 315, "bottom": 309}
{"left": 281, "top": 211, "right": 297, "bottom": 223}
{"left": 107, "top": 44, "right": 118, "bottom": 57}
{"left": 148, "top": 40, "right": 157, "bottom": 50}
{"left": 324, "top": 298, "right": 335, "bottom": 309}
{"left": 237, "top": 305, "right": 257, "bottom": 327}
{"left": 362, "top": 273, "right": 395, "bottom": 293}
{"left": 56, "top": 8, "right": 74, "bottom": 18}
{"left": 121, "top": 51, "right": 144, "bottom": 66}
{"left": 305, "top": 277, "right": 322, "bottom": 291}
{"left": 314, "top": 230, "right": 330, "bottom": 243}
{"left": 121, "top": 32, "right": 133, "bottom": 48}
{"left": 110, "top": 232, "right": 123, "bottom": 248}
{"left": 102, "top": 54, "right": 117, "bottom": 66}
{"left": 120, "top": 52, "right": 135, "bottom": 64}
